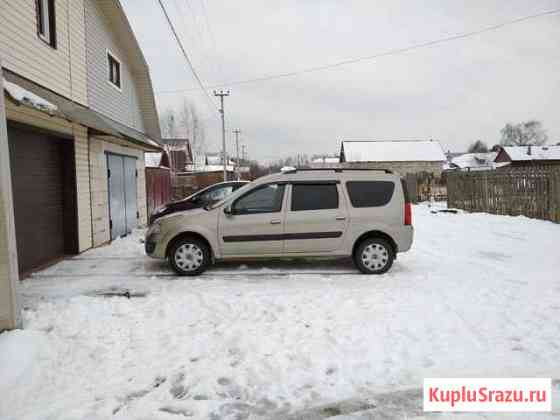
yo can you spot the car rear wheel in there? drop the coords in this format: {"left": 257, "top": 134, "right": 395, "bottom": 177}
{"left": 354, "top": 238, "right": 394, "bottom": 274}
{"left": 168, "top": 237, "right": 211, "bottom": 276}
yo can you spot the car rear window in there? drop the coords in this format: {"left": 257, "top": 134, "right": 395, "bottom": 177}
{"left": 291, "top": 184, "right": 339, "bottom": 211}
{"left": 346, "top": 181, "right": 395, "bottom": 208}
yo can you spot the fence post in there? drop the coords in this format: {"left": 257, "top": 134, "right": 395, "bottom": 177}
{"left": 0, "top": 59, "right": 21, "bottom": 331}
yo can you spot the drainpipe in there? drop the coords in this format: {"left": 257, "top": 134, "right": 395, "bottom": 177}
{"left": 0, "top": 59, "right": 21, "bottom": 331}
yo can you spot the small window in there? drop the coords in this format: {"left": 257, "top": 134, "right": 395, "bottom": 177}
{"left": 107, "top": 52, "right": 121, "bottom": 89}
{"left": 291, "top": 184, "right": 339, "bottom": 212}
{"left": 232, "top": 184, "right": 285, "bottom": 215}
{"left": 346, "top": 181, "right": 395, "bottom": 208}
{"left": 36, "top": 0, "right": 56, "bottom": 48}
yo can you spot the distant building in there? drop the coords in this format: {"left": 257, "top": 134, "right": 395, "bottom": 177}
{"left": 449, "top": 152, "right": 500, "bottom": 171}
{"left": 310, "top": 156, "right": 341, "bottom": 168}
{"left": 339, "top": 140, "right": 446, "bottom": 175}
{"left": 494, "top": 145, "right": 560, "bottom": 168}
{"left": 161, "top": 138, "right": 192, "bottom": 173}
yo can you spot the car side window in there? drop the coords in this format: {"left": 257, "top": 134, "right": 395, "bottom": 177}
{"left": 232, "top": 184, "right": 285, "bottom": 215}
{"left": 291, "top": 184, "right": 339, "bottom": 211}
{"left": 346, "top": 181, "right": 395, "bottom": 207}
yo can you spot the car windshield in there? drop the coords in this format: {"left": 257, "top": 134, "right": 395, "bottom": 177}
{"left": 207, "top": 181, "right": 255, "bottom": 210}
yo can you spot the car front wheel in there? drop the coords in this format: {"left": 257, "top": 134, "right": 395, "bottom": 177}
{"left": 354, "top": 238, "right": 394, "bottom": 274}
{"left": 168, "top": 237, "right": 211, "bottom": 276}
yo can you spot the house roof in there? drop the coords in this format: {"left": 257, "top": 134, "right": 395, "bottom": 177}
{"left": 341, "top": 140, "right": 446, "bottom": 162}
{"left": 501, "top": 146, "right": 560, "bottom": 161}
{"left": 451, "top": 152, "right": 497, "bottom": 169}
{"left": 312, "top": 157, "right": 340, "bottom": 164}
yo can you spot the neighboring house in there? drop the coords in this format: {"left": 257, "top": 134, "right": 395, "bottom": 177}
{"left": 494, "top": 145, "right": 560, "bottom": 168}
{"left": 0, "top": 0, "right": 161, "bottom": 281}
{"left": 339, "top": 140, "right": 446, "bottom": 175}
{"left": 449, "top": 152, "right": 499, "bottom": 171}
{"left": 161, "top": 138, "right": 193, "bottom": 173}
{"left": 310, "top": 156, "right": 341, "bottom": 168}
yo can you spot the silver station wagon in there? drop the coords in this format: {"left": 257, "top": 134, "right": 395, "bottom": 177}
{"left": 145, "top": 168, "right": 414, "bottom": 275}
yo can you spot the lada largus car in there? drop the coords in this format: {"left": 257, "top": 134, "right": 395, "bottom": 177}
{"left": 145, "top": 168, "right": 413, "bottom": 275}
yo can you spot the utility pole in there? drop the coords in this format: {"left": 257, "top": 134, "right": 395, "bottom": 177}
{"left": 213, "top": 90, "right": 230, "bottom": 181}
{"left": 233, "top": 129, "right": 241, "bottom": 180}
{"left": 242, "top": 144, "right": 247, "bottom": 162}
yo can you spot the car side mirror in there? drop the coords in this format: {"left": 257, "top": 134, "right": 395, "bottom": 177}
{"left": 224, "top": 205, "right": 233, "bottom": 216}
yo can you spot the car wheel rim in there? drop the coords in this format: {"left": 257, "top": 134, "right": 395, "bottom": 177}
{"left": 174, "top": 243, "right": 204, "bottom": 272}
{"left": 361, "top": 243, "right": 389, "bottom": 271}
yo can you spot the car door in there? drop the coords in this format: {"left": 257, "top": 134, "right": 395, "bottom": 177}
{"left": 218, "top": 183, "right": 286, "bottom": 256}
{"left": 284, "top": 182, "right": 348, "bottom": 253}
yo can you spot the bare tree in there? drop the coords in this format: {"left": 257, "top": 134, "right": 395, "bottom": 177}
{"left": 178, "top": 99, "right": 206, "bottom": 169}
{"left": 467, "top": 140, "right": 489, "bottom": 153}
{"left": 500, "top": 121, "right": 548, "bottom": 146}
{"left": 160, "top": 108, "right": 178, "bottom": 138}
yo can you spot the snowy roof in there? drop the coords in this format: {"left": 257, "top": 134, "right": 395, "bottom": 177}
{"left": 145, "top": 152, "right": 163, "bottom": 167}
{"left": 451, "top": 152, "right": 497, "bottom": 169}
{"left": 341, "top": 140, "right": 446, "bottom": 162}
{"left": 502, "top": 146, "right": 560, "bottom": 161}
{"left": 3, "top": 78, "right": 58, "bottom": 114}
{"left": 312, "top": 157, "right": 340, "bottom": 163}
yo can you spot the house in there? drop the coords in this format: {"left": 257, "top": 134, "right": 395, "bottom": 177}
{"left": 310, "top": 156, "right": 341, "bottom": 168}
{"left": 494, "top": 145, "right": 560, "bottom": 168}
{"left": 339, "top": 140, "right": 446, "bottom": 175}
{"left": 0, "top": 0, "right": 162, "bottom": 328}
{"left": 449, "top": 152, "right": 499, "bottom": 171}
{"left": 161, "top": 138, "right": 193, "bottom": 173}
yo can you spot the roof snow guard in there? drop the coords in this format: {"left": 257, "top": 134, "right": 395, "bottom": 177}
{"left": 341, "top": 140, "right": 446, "bottom": 163}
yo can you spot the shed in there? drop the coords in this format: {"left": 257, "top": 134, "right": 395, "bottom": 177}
{"left": 495, "top": 145, "right": 560, "bottom": 167}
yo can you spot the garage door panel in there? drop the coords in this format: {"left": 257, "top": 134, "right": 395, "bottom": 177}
{"left": 7, "top": 124, "right": 71, "bottom": 274}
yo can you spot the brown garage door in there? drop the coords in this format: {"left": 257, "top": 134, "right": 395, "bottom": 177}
{"left": 8, "top": 122, "right": 78, "bottom": 275}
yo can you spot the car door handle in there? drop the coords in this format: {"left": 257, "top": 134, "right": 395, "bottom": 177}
{"left": 335, "top": 216, "right": 346, "bottom": 221}
{"left": 270, "top": 219, "right": 282, "bottom": 225}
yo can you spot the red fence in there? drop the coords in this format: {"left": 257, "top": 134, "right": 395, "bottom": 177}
{"left": 146, "top": 167, "right": 172, "bottom": 218}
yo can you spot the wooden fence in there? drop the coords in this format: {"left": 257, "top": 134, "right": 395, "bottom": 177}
{"left": 447, "top": 167, "right": 560, "bottom": 223}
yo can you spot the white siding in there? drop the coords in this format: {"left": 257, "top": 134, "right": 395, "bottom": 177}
{"left": 84, "top": 0, "right": 145, "bottom": 132}
{"left": 0, "top": 0, "right": 88, "bottom": 105}
{"left": 89, "top": 136, "right": 147, "bottom": 247}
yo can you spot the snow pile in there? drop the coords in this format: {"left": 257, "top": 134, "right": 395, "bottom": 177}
{"left": 3, "top": 78, "right": 58, "bottom": 114}
{"left": 2, "top": 205, "right": 560, "bottom": 419}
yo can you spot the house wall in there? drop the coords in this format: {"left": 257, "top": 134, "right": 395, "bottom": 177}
{"left": 341, "top": 161, "right": 444, "bottom": 176}
{"left": 73, "top": 124, "right": 92, "bottom": 252}
{"left": 0, "top": 0, "right": 88, "bottom": 105}
{"left": 0, "top": 70, "right": 20, "bottom": 331}
{"left": 89, "top": 136, "right": 147, "bottom": 247}
{"left": 84, "top": 0, "right": 145, "bottom": 133}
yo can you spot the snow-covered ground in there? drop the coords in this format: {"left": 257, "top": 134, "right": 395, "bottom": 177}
{"left": 1, "top": 203, "right": 560, "bottom": 420}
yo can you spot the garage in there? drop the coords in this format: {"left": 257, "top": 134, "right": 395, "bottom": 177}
{"left": 107, "top": 153, "right": 138, "bottom": 240}
{"left": 7, "top": 122, "right": 78, "bottom": 275}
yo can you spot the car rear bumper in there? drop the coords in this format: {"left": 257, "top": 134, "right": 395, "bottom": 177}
{"left": 395, "top": 225, "right": 414, "bottom": 253}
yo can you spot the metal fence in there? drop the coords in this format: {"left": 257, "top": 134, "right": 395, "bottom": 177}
{"left": 447, "top": 167, "right": 560, "bottom": 223}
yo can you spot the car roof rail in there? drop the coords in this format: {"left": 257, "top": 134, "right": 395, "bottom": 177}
{"left": 281, "top": 167, "right": 393, "bottom": 174}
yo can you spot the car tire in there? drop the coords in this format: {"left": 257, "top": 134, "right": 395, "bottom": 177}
{"left": 168, "top": 237, "right": 211, "bottom": 276}
{"left": 354, "top": 237, "right": 394, "bottom": 275}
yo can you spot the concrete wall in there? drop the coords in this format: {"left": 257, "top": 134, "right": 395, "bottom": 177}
{"left": 89, "top": 136, "right": 147, "bottom": 247}
{"left": 341, "top": 161, "right": 444, "bottom": 176}
{"left": 0, "top": 66, "right": 20, "bottom": 331}
{"left": 0, "top": 0, "right": 88, "bottom": 105}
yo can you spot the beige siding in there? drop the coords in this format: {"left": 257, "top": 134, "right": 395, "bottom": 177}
{"left": 74, "top": 124, "right": 92, "bottom": 252}
{"left": 0, "top": 72, "right": 20, "bottom": 331}
{"left": 68, "top": 0, "right": 88, "bottom": 105}
{"left": 0, "top": 0, "right": 88, "bottom": 105}
{"left": 89, "top": 136, "right": 147, "bottom": 247}
{"left": 84, "top": 0, "right": 145, "bottom": 132}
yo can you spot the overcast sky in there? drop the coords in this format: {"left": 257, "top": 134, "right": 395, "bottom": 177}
{"left": 121, "top": 0, "right": 560, "bottom": 160}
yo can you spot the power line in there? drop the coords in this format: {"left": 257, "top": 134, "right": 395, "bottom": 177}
{"left": 157, "top": 0, "right": 218, "bottom": 113}
{"left": 156, "top": 8, "right": 560, "bottom": 95}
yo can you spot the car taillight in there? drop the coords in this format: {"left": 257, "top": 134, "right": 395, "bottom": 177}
{"left": 404, "top": 202, "right": 412, "bottom": 225}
